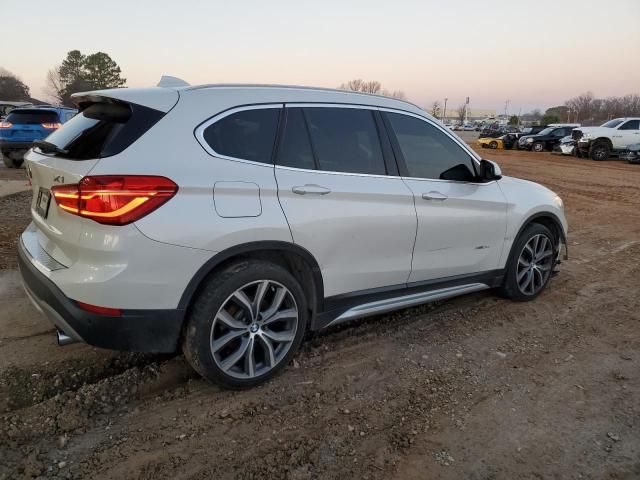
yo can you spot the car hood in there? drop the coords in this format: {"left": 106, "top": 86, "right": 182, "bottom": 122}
{"left": 500, "top": 175, "right": 556, "bottom": 197}
{"left": 575, "top": 126, "right": 609, "bottom": 134}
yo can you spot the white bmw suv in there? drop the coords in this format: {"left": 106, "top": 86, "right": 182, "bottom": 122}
{"left": 19, "top": 84, "right": 567, "bottom": 388}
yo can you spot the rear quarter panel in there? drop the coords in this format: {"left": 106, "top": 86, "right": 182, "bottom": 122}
{"left": 87, "top": 89, "right": 293, "bottom": 253}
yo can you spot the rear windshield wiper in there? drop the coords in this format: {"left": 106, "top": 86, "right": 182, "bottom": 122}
{"left": 33, "top": 140, "right": 68, "bottom": 156}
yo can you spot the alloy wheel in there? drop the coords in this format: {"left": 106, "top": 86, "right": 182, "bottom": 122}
{"left": 516, "top": 234, "right": 554, "bottom": 295}
{"left": 210, "top": 280, "right": 298, "bottom": 379}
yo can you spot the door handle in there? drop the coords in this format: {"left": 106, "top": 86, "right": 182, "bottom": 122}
{"left": 292, "top": 184, "right": 331, "bottom": 195}
{"left": 422, "top": 191, "right": 448, "bottom": 201}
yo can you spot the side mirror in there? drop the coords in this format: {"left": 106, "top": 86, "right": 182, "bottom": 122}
{"left": 479, "top": 159, "right": 502, "bottom": 181}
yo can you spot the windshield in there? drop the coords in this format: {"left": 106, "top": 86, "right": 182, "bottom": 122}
{"left": 537, "top": 127, "right": 554, "bottom": 136}
{"left": 601, "top": 119, "right": 624, "bottom": 128}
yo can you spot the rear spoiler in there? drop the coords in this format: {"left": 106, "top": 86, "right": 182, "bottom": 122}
{"left": 71, "top": 87, "right": 179, "bottom": 113}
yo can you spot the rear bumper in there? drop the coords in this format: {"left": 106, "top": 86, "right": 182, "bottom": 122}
{"left": 0, "top": 140, "right": 33, "bottom": 153}
{"left": 18, "top": 237, "right": 185, "bottom": 353}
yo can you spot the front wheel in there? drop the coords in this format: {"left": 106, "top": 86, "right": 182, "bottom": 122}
{"left": 498, "top": 223, "right": 556, "bottom": 301}
{"left": 590, "top": 141, "right": 610, "bottom": 161}
{"left": 182, "top": 261, "right": 308, "bottom": 389}
{"left": 532, "top": 142, "right": 545, "bottom": 152}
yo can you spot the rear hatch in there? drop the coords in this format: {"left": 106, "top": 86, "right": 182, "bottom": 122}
{"left": 1, "top": 109, "right": 60, "bottom": 143}
{"left": 24, "top": 92, "right": 176, "bottom": 266}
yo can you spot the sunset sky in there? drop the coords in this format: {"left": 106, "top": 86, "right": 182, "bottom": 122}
{"left": 2, "top": 0, "right": 639, "bottom": 113}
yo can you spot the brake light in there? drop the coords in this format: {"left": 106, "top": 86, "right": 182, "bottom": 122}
{"left": 41, "top": 122, "right": 62, "bottom": 129}
{"left": 0, "top": 122, "right": 12, "bottom": 128}
{"left": 76, "top": 301, "right": 122, "bottom": 316}
{"left": 52, "top": 175, "right": 178, "bottom": 226}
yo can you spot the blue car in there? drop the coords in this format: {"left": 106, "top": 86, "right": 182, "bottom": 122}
{"left": 0, "top": 105, "right": 77, "bottom": 168}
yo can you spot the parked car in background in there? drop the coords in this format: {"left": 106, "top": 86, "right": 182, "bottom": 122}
{"left": 520, "top": 125, "right": 547, "bottom": 136}
{"left": 573, "top": 118, "right": 640, "bottom": 161}
{"left": 480, "top": 125, "right": 520, "bottom": 138}
{"left": 0, "top": 105, "right": 77, "bottom": 167}
{"left": 518, "top": 126, "right": 576, "bottom": 152}
{"left": 0, "top": 101, "right": 32, "bottom": 120}
{"left": 19, "top": 83, "right": 567, "bottom": 388}
{"left": 477, "top": 133, "right": 518, "bottom": 150}
{"left": 552, "top": 136, "right": 577, "bottom": 156}
{"left": 461, "top": 124, "right": 476, "bottom": 131}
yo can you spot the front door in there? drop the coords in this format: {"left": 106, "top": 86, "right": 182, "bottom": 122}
{"left": 274, "top": 106, "right": 417, "bottom": 297}
{"left": 382, "top": 111, "right": 508, "bottom": 283}
{"left": 617, "top": 120, "right": 640, "bottom": 149}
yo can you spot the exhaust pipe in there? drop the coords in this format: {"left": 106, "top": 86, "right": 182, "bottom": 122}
{"left": 57, "top": 329, "right": 77, "bottom": 346}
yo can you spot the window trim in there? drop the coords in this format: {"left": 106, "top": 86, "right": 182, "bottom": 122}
{"left": 379, "top": 108, "right": 494, "bottom": 185}
{"left": 194, "top": 103, "right": 283, "bottom": 167}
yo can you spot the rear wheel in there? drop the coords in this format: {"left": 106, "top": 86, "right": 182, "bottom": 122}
{"left": 489, "top": 141, "right": 498, "bottom": 149}
{"left": 532, "top": 142, "right": 545, "bottom": 152}
{"left": 498, "top": 223, "right": 556, "bottom": 301}
{"left": 2, "top": 155, "right": 21, "bottom": 168}
{"left": 590, "top": 141, "right": 610, "bottom": 161}
{"left": 182, "top": 260, "right": 308, "bottom": 389}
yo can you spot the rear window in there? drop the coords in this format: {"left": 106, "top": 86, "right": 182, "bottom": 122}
{"left": 40, "top": 101, "right": 164, "bottom": 160}
{"left": 6, "top": 110, "right": 59, "bottom": 124}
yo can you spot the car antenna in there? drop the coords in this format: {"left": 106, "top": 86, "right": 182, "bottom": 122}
{"left": 157, "top": 76, "right": 190, "bottom": 88}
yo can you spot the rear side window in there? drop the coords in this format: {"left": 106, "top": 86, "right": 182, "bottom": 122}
{"left": 277, "top": 108, "right": 316, "bottom": 170}
{"left": 386, "top": 112, "right": 476, "bottom": 181}
{"left": 6, "top": 110, "right": 59, "bottom": 124}
{"left": 203, "top": 108, "right": 280, "bottom": 164}
{"left": 303, "top": 107, "right": 386, "bottom": 175}
{"left": 42, "top": 102, "right": 164, "bottom": 160}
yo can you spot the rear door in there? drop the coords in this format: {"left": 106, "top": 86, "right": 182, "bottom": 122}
{"left": 274, "top": 105, "right": 417, "bottom": 297}
{"left": 24, "top": 100, "right": 166, "bottom": 266}
{"left": 382, "top": 110, "right": 507, "bottom": 283}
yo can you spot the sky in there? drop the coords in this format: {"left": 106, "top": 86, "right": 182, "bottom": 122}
{"left": 2, "top": 0, "right": 639, "bottom": 114}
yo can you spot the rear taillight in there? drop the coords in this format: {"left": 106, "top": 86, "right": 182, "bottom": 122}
{"left": 41, "top": 122, "right": 62, "bottom": 129}
{"left": 52, "top": 175, "right": 178, "bottom": 226}
{"left": 0, "top": 122, "right": 12, "bottom": 128}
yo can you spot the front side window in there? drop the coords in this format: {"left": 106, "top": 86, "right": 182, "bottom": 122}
{"left": 203, "top": 108, "right": 280, "bottom": 164}
{"left": 303, "top": 107, "right": 386, "bottom": 175}
{"left": 386, "top": 112, "right": 476, "bottom": 181}
{"left": 619, "top": 120, "right": 640, "bottom": 130}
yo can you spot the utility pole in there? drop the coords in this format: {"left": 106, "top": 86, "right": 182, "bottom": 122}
{"left": 465, "top": 96, "right": 470, "bottom": 124}
{"left": 504, "top": 99, "right": 510, "bottom": 118}
{"left": 443, "top": 98, "right": 448, "bottom": 122}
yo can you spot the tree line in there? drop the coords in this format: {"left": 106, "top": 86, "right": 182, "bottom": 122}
{"left": 0, "top": 50, "right": 126, "bottom": 106}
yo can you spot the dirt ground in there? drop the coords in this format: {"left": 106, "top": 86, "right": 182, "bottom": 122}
{"left": 0, "top": 149, "right": 639, "bottom": 480}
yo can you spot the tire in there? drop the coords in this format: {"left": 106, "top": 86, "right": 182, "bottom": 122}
{"left": 489, "top": 141, "right": 498, "bottom": 149}
{"left": 182, "top": 260, "right": 308, "bottom": 389}
{"left": 2, "top": 156, "right": 18, "bottom": 168}
{"left": 590, "top": 141, "right": 610, "bottom": 161}
{"left": 497, "top": 223, "right": 556, "bottom": 302}
{"left": 532, "top": 142, "right": 545, "bottom": 152}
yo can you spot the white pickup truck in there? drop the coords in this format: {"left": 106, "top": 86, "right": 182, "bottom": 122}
{"left": 574, "top": 118, "right": 640, "bottom": 160}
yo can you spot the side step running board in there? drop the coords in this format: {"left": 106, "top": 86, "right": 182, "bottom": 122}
{"left": 323, "top": 283, "right": 489, "bottom": 329}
